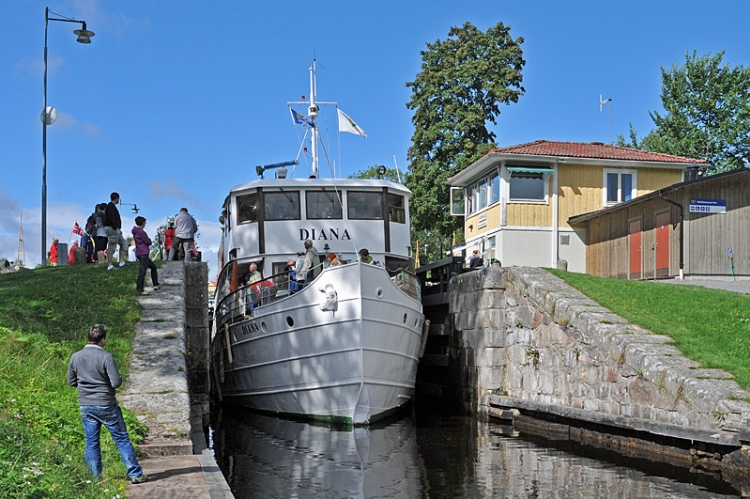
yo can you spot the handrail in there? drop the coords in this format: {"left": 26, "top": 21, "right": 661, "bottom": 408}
{"left": 214, "top": 259, "right": 420, "bottom": 331}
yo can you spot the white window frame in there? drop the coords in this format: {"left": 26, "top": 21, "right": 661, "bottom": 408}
{"left": 506, "top": 170, "right": 551, "bottom": 205}
{"left": 464, "top": 172, "right": 501, "bottom": 216}
{"left": 603, "top": 169, "right": 637, "bottom": 206}
{"left": 450, "top": 187, "right": 465, "bottom": 216}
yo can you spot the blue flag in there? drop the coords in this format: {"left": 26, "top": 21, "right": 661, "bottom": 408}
{"left": 289, "top": 107, "right": 315, "bottom": 127}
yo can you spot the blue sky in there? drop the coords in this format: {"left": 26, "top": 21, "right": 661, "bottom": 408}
{"left": 2, "top": 0, "right": 749, "bottom": 279}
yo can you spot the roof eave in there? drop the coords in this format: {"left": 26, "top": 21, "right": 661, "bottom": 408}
{"left": 448, "top": 152, "right": 701, "bottom": 187}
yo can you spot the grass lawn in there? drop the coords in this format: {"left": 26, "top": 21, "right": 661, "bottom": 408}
{"left": 548, "top": 269, "right": 750, "bottom": 391}
{"left": 0, "top": 262, "right": 147, "bottom": 498}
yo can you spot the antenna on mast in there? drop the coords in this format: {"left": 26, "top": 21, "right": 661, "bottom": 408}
{"left": 600, "top": 93, "right": 612, "bottom": 144}
{"left": 392, "top": 155, "right": 402, "bottom": 183}
{"left": 308, "top": 59, "right": 320, "bottom": 177}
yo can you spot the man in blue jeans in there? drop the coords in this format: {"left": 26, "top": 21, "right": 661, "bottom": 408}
{"left": 67, "top": 324, "right": 148, "bottom": 484}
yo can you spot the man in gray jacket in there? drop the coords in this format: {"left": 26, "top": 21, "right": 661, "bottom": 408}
{"left": 68, "top": 324, "right": 148, "bottom": 484}
{"left": 297, "top": 239, "right": 320, "bottom": 285}
{"left": 168, "top": 207, "right": 199, "bottom": 262}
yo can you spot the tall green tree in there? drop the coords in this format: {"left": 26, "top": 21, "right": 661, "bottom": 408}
{"left": 348, "top": 165, "right": 403, "bottom": 183}
{"left": 623, "top": 51, "right": 750, "bottom": 174}
{"left": 405, "top": 21, "right": 525, "bottom": 240}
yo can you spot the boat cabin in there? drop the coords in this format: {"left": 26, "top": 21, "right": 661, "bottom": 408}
{"left": 216, "top": 178, "right": 414, "bottom": 300}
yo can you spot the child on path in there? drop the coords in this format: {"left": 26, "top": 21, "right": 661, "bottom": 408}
{"left": 131, "top": 216, "right": 160, "bottom": 296}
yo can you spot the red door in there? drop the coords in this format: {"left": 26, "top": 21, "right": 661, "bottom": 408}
{"left": 655, "top": 212, "right": 670, "bottom": 277}
{"left": 629, "top": 219, "right": 642, "bottom": 279}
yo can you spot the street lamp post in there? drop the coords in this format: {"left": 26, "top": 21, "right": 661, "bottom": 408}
{"left": 41, "top": 7, "right": 94, "bottom": 266}
{"left": 119, "top": 202, "right": 140, "bottom": 214}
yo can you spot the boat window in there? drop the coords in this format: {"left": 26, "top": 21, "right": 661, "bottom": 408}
{"left": 265, "top": 191, "right": 301, "bottom": 221}
{"left": 236, "top": 193, "right": 257, "bottom": 224}
{"left": 306, "top": 190, "right": 343, "bottom": 219}
{"left": 347, "top": 191, "right": 382, "bottom": 220}
{"left": 387, "top": 193, "right": 405, "bottom": 224}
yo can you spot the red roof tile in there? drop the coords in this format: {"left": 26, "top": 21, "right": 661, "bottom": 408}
{"left": 491, "top": 140, "right": 706, "bottom": 164}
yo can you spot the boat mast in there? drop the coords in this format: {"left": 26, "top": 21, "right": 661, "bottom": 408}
{"left": 308, "top": 60, "right": 320, "bottom": 177}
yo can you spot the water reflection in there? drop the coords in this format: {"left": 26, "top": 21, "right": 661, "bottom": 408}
{"left": 211, "top": 406, "right": 741, "bottom": 498}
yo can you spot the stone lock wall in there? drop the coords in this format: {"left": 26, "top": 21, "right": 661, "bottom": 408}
{"left": 449, "top": 265, "right": 750, "bottom": 437}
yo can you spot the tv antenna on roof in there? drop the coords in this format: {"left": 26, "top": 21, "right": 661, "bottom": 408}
{"left": 600, "top": 93, "right": 612, "bottom": 144}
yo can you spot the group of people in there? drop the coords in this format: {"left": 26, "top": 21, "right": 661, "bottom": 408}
{"left": 284, "top": 242, "right": 374, "bottom": 293}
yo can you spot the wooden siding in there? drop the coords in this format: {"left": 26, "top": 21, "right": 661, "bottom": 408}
{"left": 583, "top": 171, "right": 750, "bottom": 279}
{"left": 637, "top": 168, "right": 684, "bottom": 196}
{"left": 557, "top": 165, "right": 683, "bottom": 228}
{"left": 678, "top": 174, "right": 750, "bottom": 276}
{"left": 506, "top": 200, "right": 552, "bottom": 227}
{"left": 465, "top": 204, "right": 502, "bottom": 239}
{"left": 557, "top": 164, "right": 603, "bottom": 228}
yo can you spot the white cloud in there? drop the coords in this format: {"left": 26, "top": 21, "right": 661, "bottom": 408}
{"left": 148, "top": 179, "right": 201, "bottom": 207}
{"left": 14, "top": 55, "right": 65, "bottom": 79}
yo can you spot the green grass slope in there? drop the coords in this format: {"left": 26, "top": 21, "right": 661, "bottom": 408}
{"left": 549, "top": 269, "right": 750, "bottom": 391}
{"left": 0, "top": 263, "right": 146, "bottom": 498}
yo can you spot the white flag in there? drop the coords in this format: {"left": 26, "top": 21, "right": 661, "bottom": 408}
{"left": 337, "top": 108, "right": 367, "bottom": 138}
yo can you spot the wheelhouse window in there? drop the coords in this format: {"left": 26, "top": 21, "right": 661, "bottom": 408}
{"left": 387, "top": 193, "right": 405, "bottom": 223}
{"left": 603, "top": 169, "right": 636, "bottom": 206}
{"left": 347, "top": 191, "right": 383, "bottom": 220}
{"left": 265, "top": 191, "right": 300, "bottom": 220}
{"left": 236, "top": 193, "right": 257, "bottom": 224}
{"left": 306, "top": 190, "right": 343, "bottom": 219}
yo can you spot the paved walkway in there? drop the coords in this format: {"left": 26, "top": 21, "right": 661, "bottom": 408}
{"left": 656, "top": 276, "right": 750, "bottom": 294}
{"left": 120, "top": 262, "right": 233, "bottom": 498}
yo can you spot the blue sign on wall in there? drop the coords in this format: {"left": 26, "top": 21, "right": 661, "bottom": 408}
{"left": 689, "top": 198, "right": 726, "bottom": 214}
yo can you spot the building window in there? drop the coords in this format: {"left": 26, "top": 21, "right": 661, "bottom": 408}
{"left": 509, "top": 172, "right": 547, "bottom": 202}
{"left": 603, "top": 169, "right": 637, "bottom": 206}
{"left": 466, "top": 172, "right": 500, "bottom": 214}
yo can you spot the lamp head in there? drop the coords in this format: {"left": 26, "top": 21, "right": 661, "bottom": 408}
{"left": 256, "top": 165, "right": 264, "bottom": 178}
{"left": 376, "top": 165, "right": 386, "bottom": 179}
{"left": 131, "top": 205, "right": 139, "bottom": 214}
{"left": 73, "top": 24, "right": 95, "bottom": 44}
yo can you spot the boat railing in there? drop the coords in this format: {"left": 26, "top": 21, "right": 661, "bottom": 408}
{"left": 388, "top": 269, "right": 421, "bottom": 301}
{"left": 214, "top": 262, "right": 326, "bottom": 331}
{"left": 214, "top": 260, "right": 420, "bottom": 331}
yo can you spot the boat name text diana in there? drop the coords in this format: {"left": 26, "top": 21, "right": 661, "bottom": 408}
{"left": 299, "top": 228, "right": 352, "bottom": 241}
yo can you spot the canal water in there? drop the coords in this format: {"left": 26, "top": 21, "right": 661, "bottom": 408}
{"left": 210, "top": 405, "right": 741, "bottom": 498}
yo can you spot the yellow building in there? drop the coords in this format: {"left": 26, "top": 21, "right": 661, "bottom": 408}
{"left": 447, "top": 140, "right": 705, "bottom": 272}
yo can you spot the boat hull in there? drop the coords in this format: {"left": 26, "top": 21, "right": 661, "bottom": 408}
{"left": 212, "top": 262, "right": 424, "bottom": 424}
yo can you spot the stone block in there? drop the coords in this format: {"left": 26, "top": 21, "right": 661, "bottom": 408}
{"left": 538, "top": 371, "right": 554, "bottom": 395}
{"left": 582, "top": 398, "right": 599, "bottom": 411}
{"left": 508, "top": 344, "right": 526, "bottom": 365}
{"left": 682, "top": 377, "right": 742, "bottom": 413}
{"left": 521, "top": 368, "right": 538, "bottom": 392}
{"left": 628, "top": 377, "right": 658, "bottom": 406}
{"left": 478, "top": 290, "right": 506, "bottom": 310}
{"left": 484, "top": 347, "right": 506, "bottom": 367}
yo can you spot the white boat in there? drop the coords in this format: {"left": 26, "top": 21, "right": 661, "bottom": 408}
{"left": 211, "top": 61, "right": 425, "bottom": 425}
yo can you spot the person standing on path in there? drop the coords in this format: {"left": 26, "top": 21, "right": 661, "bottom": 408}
{"left": 132, "top": 216, "right": 160, "bottom": 295}
{"left": 95, "top": 203, "right": 109, "bottom": 263}
{"left": 104, "top": 193, "right": 128, "bottom": 270}
{"left": 67, "top": 324, "right": 148, "bottom": 484}
{"left": 163, "top": 220, "right": 175, "bottom": 260}
{"left": 168, "top": 207, "right": 198, "bottom": 262}
{"left": 48, "top": 238, "right": 59, "bottom": 266}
